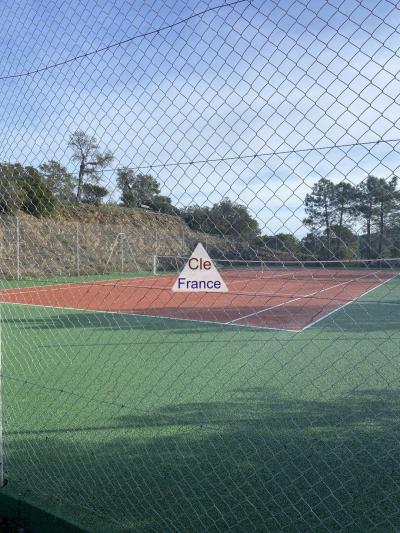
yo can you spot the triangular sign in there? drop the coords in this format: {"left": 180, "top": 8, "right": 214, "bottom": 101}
{"left": 172, "top": 243, "right": 228, "bottom": 292}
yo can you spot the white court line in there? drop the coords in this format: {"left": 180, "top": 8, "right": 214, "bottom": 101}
{"left": 0, "top": 272, "right": 397, "bottom": 333}
{"left": 0, "top": 282, "right": 309, "bottom": 300}
{"left": 302, "top": 273, "right": 398, "bottom": 330}
{"left": 227, "top": 272, "right": 391, "bottom": 324}
{"left": 0, "top": 300, "right": 301, "bottom": 333}
{"left": 0, "top": 276, "right": 348, "bottom": 300}
{"left": 0, "top": 275, "right": 166, "bottom": 296}
{"left": 227, "top": 271, "right": 295, "bottom": 285}
{"left": 227, "top": 268, "right": 389, "bottom": 287}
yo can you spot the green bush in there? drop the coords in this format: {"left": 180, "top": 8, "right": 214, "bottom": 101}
{"left": 19, "top": 167, "right": 56, "bottom": 217}
{"left": 0, "top": 163, "right": 56, "bottom": 216}
{"left": 81, "top": 183, "right": 108, "bottom": 205}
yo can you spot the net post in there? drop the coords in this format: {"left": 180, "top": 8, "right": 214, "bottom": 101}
{"left": 153, "top": 255, "right": 157, "bottom": 275}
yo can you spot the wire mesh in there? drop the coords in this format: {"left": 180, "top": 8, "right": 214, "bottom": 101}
{"left": 0, "top": 0, "right": 399, "bottom": 531}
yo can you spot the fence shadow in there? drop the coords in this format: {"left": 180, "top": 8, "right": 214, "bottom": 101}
{"left": 6, "top": 387, "right": 400, "bottom": 532}
{"left": 0, "top": 311, "right": 232, "bottom": 335}
{"left": 312, "top": 299, "right": 400, "bottom": 333}
{"left": 2, "top": 292, "right": 400, "bottom": 335}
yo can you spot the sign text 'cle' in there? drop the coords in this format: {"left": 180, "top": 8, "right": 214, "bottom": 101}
{"left": 172, "top": 243, "right": 228, "bottom": 292}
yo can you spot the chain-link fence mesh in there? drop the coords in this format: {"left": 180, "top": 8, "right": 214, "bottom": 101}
{"left": 0, "top": 0, "right": 399, "bottom": 531}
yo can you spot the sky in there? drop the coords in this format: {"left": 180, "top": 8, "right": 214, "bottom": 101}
{"left": 0, "top": 0, "right": 399, "bottom": 237}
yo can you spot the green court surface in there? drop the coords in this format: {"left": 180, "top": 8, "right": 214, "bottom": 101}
{"left": 1, "top": 276, "right": 400, "bottom": 531}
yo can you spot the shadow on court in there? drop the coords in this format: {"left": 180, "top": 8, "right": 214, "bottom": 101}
{"left": 0, "top": 311, "right": 228, "bottom": 334}
{"left": 311, "top": 299, "right": 400, "bottom": 333}
{"left": 2, "top": 298, "right": 400, "bottom": 334}
{"left": 5, "top": 387, "right": 400, "bottom": 532}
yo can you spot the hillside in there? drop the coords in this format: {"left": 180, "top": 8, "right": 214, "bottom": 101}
{"left": 0, "top": 205, "right": 232, "bottom": 280}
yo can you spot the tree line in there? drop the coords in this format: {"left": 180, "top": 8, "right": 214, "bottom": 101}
{"left": 302, "top": 176, "right": 400, "bottom": 260}
{"left": 257, "top": 176, "right": 400, "bottom": 261}
{"left": 0, "top": 129, "right": 399, "bottom": 260}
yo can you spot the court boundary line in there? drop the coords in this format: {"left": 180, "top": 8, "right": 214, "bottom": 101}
{"left": 302, "top": 273, "right": 398, "bottom": 330}
{"left": 0, "top": 281, "right": 354, "bottom": 301}
{"left": 0, "top": 300, "right": 302, "bottom": 333}
{"left": 0, "top": 268, "right": 393, "bottom": 299}
{"left": 0, "top": 282, "right": 313, "bottom": 300}
{"left": 0, "top": 265, "right": 391, "bottom": 293}
{"left": 0, "top": 271, "right": 397, "bottom": 333}
{"left": 0, "top": 275, "right": 164, "bottom": 295}
{"left": 227, "top": 271, "right": 387, "bottom": 325}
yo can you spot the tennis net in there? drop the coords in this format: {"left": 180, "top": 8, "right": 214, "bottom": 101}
{"left": 153, "top": 255, "right": 400, "bottom": 282}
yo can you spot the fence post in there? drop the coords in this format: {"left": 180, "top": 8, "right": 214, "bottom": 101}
{"left": 0, "top": 303, "right": 3, "bottom": 488}
{"left": 153, "top": 231, "right": 158, "bottom": 274}
{"left": 121, "top": 232, "right": 125, "bottom": 274}
{"left": 16, "top": 217, "right": 20, "bottom": 281}
{"left": 76, "top": 223, "right": 80, "bottom": 277}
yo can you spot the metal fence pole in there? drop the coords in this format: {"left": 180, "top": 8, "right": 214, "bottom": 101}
{"left": 76, "top": 223, "right": 80, "bottom": 277}
{"left": 16, "top": 217, "right": 20, "bottom": 281}
{"left": 121, "top": 232, "right": 125, "bottom": 274}
{"left": 0, "top": 303, "right": 4, "bottom": 488}
{"left": 153, "top": 230, "right": 158, "bottom": 274}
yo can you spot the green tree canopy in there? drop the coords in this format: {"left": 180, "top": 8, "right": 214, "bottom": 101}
{"left": 150, "top": 195, "right": 180, "bottom": 216}
{"left": 20, "top": 166, "right": 56, "bottom": 216}
{"left": 182, "top": 200, "right": 259, "bottom": 242}
{"left": 331, "top": 181, "right": 358, "bottom": 258}
{"left": 39, "top": 160, "right": 76, "bottom": 203}
{"left": 0, "top": 163, "right": 26, "bottom": 213}
{"left": 304, "top": 178, "right": 335, "bottom": 258}
{"left": 68, "top": 130, "right": 113, "bottom": 200}
{"left": 355, "top": 175, "right": 400, "bottom": 257}
{"left": 301, "top": 232, "right": 325, "bottom": 259}
{"left": 81, "top": 183, "right": 109, "bottom": 205}
{"left": 354, "top": 175, "right": 380, "bottom": 257}
{"left": 329, "top": 224, "right": 358, "bottom": 259}
{"left": 261, "top": 233, "right": 301, "bottom": 258}
{"left": 371, "top": 176, "right": 399, "bottom": 256}
{"left": 117, "top": 169, "right": 160, "bottom": 207}
{"left": 209, "top": 199, "right": 260, "bottom": 241}
{"left": 304, "top": 178, "right": 359, "bottom": 259}
{"left": 181, "top": 205, "right": 212, "bottom": 232}
{"left": 0, "top": 163, "right": 56, "bottom": 216}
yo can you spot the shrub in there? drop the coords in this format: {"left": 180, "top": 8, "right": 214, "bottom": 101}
{"left": 19, "top": 167, "right": 56, "bottom": 217}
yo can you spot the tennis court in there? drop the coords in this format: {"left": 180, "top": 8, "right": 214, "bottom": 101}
{"left": 2, "top": 1, "right": 400, "bottom": 531}
{"left": 2, "top": 269, "right": 400, "bottom": 532}
{"left": 0, "top": 260, "right": 397, "bottom": 331}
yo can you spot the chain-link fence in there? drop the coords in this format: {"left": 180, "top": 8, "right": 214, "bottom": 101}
{"left": 0, "top": 0, "right": 399, "bottom": 531}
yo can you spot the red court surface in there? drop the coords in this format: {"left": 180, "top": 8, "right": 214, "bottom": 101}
{"left": 0, "top": 268, "right": 396, "bottom": 331}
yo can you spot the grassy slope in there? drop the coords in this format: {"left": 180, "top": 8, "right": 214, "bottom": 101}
{"left": 1, "top": 278, "right": 400, "bottom": 532}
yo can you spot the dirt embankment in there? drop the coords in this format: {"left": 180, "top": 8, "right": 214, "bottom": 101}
{"left": 0, "top": 205, "right": 232, "bottom": 279}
